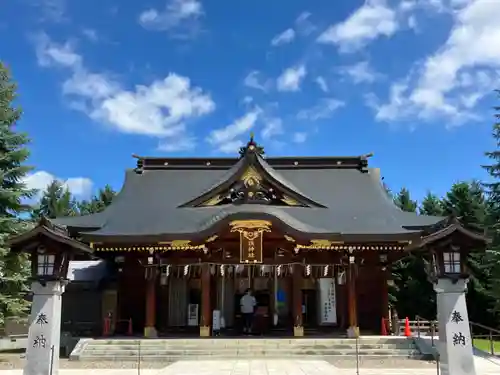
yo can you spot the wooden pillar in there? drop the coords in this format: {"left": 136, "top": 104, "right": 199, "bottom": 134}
{"left": 144, "top": 268, "right": 157, "bottom": 337}
{"left": 381, "top": 267, "right": 390, "bottom": 320}
{"left": 292, "top": 264, "right": 304, "bottom": 337}
{"left": 200, "top": 264, "right": 211, "bottom": 337}
{"left": 346, "top": 262, "right": 359, "bottom": 337}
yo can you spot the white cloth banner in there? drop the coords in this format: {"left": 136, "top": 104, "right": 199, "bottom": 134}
{"left": 318, "top": 278, "right": 337, "bottom": 324}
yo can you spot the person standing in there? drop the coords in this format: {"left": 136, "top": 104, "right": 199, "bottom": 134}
{"left": 240, "top": 288, "right": 256, "bottom": 334}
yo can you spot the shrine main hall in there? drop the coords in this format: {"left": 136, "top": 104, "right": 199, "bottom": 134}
{"left": 12, "top": 136, "right": 486, "bottom": 338}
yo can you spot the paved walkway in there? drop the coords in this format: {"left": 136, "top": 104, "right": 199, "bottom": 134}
{"left": 0, "top": 357, "right": 498, "bottom": 375}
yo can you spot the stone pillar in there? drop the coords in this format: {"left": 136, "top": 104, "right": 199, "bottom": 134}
{"left": 434, "top": 278, "right": 476, "bottom": 375}
{"left": 200, "top": 264, "right": 211, "bottom": 337}
{"left": 346, "top": 263, "right": 359, "bottom": 338}
{"left": 24, "top": 280, "right": 66, "bottom": 375}
{"left": 292, "top": 264, "right": 304, "bottom": 337}
{"left": 144, "top": 273, "right": 157, "bottom": 338}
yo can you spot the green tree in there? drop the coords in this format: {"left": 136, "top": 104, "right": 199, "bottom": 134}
{"left": 391, "top": 187, "right": 436, "bottom": 319}
{"left": 394, "top": 187, "right": 417, "bottom": 212}
{"left": 419, "top": 192, "right": 444, "bottom": 216}
{"left": 78, "top": 184, "right": 116, "bottom": 214}
{"left": 482, "top": 90, "right": 500, "bottom": 319}
{"left": 0, "top": 63, "right": 34, "bottom": 325}
{"left": 32, "top": 180, "right": 78, "bottom": 219}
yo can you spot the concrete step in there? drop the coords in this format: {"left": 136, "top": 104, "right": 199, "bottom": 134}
{"left": 83, "top": 344, "right": 415, "bottom": 351}
{"left": 71, "top": 337, "right": 421, "bottom": 361}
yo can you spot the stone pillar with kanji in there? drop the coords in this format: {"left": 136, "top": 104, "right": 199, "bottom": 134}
{"left": 25, "top": 280, "right": 67, "bottom": 375}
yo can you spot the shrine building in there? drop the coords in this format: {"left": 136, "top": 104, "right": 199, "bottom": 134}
{"left": 9, "top": 136, "right": 488, "bottom": 338}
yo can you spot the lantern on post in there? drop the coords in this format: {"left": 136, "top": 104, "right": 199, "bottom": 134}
{"left": 7, "top": 217, "right": 93, "bottom": 375}
{"left": 426, "top": 244, "right": 465, "bottom": 282}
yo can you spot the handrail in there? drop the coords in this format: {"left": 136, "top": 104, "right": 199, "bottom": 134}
{"left": 469, "top": 321, "right": 500, "bottom": 356}
{"left": 470, "top": 321, "right": 500, "bottom": 335}
{"left": 415, "top": 315, "right": 500, "bottom": 356}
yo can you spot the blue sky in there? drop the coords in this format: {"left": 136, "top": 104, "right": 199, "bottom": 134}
{"left": 1, "top": 0, "right": 499, "bottom": 203}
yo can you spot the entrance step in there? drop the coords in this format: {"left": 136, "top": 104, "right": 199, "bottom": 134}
{"left": 70, "top": 337, "right": 424, "bottom": 361}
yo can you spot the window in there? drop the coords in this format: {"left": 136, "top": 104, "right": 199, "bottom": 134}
{"left": 443, "top": 252, "right": 461, "bottom": 274}
{"left": 37, "top": 254, "right": 55, "bottom": 276}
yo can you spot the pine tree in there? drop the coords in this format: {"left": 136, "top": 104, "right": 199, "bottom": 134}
{"left": 482, "top": 90, "right": 500, "bottom": 319}
{"left": 391, "top": 188, "right": 436, "bottom": 318}
{"left": 0, "top": 62, "right": 34, "bottom": 326}
{"left": 78, "top": 185, "right": 116, "bottom": 214}
{"left": 32, "top": 180, "right": 78, "bottom": 219}
{"left": 394, "top": 188, "right": 418, "bottom": 212}
{"left": 419, "top": 192, "right": 444, "bottom": 216}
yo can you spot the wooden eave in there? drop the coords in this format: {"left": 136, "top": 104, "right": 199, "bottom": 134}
{"left": 8, "top": 218, "right": 93, "bottom": 255}
{"left": 405, "top": 219, "right": 490, "bottom": 252}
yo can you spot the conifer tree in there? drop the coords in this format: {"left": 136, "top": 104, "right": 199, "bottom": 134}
{"left": 482, "top": 90, "right": 500, "bottom": 318}
{"left": 0, "top": 62, "right": 34, "bottom": 326}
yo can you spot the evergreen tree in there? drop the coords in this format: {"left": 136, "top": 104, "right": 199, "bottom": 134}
{"left": 78, "top": 184, "right": 116, "bottom": 214}
{"left": 391, "top": 188, "right": 436, "bottom": 318}
{"left": 394, "top": 187, "right": 418, "bottom": 212}
{"left": 32, "top": 180, "right": 78, "bottom": 219}
{"left": 419, "top": 192, "right": 444, "bottom": 216}
{"left": 482, "top": 90, "right": 500, "bottom": 319}
{"left": 0, "top": 62, "right": 34, "bottom": 325}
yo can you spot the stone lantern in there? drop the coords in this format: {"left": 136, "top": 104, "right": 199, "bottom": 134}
{"left": 410, "top": 218, "right": 489, "bottom": 375}
{"left": 8, "top": 218, "right": 92, "bottom": 375}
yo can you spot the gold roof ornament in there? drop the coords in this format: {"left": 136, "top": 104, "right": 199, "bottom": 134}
{"left": 229, "top": 220, "right": 272, "bottom": 232}
{"left": 205, "top": 234, "right": 218, "bottom": 243}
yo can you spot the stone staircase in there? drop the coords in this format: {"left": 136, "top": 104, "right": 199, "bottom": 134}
{"left": 70, "top": 337, "right": 423, "bottom": 361}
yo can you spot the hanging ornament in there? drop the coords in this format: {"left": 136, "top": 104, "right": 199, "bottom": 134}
{"left": 306, "top": 264, "right": 311, "bottom": 276}
{"left": 277, "top": 265, "right": 282, "bottom": 276}
{"left": 220, "top": 265, "right": 225, "bottom": 277}
{"left": 183, "top": 265, "right": 189, "bottom": 276}
{"left": 323, "top": 265, "right": 329, "bottom": 277}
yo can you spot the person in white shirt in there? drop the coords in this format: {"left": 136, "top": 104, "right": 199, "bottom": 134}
{"left": 240, "top": 288, "right": 257, "bottom": 334}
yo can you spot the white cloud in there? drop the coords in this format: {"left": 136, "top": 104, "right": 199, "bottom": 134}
{"left": 244, "top": 71, "right": 272, "bottom": 92}
{"left": 158, "top": 136, "right": 196, "bottom": 152}
{"left": 138, "top": 0, "right": 203, "bottom": 38}
{"left": 373, "top": 0, "right": 500, "bottom": 124}
{"left": 24, "top": 171, "right": 93, "bottom": 198}
{"left": 271, "top": 28, "right": 296, "bottom": 46}
{"left": 297, "top": 98, "right": 345, "bottom": 121}
{"left": 261, "top": 118, "right": 283, "bottom": 140}
{"left": 34, "top": 33, "right": 81, "bottom": 68}
{"left": 207, "top": 109, "right": 261, "bottom": 153}
{"left": 339, "top": 61, "right": 380, "bottom": 84}
{"left": 294, "top": 12, "right": 316, "bottom": 36}
{"left": 277, "top": 65, "right": 307, "bottom": 92}
{"left": 35, "top": 33, "right": 215, "bottom": 150}
{"left": 317, "top": 0, "right": 398, "bottom": 53}
{"left": 315, "top": 76, "right": 328, "bottom": 92}
{"left": 82, "top": 28, "right": 99, "bottom": 42}
{"left": 292, "top": 132, "right": 308, "bottom": 143}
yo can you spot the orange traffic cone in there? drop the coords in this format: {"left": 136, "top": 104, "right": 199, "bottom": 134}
{"left": 381, "top": 318, "right": 388, "bottom": 336}
{"left": 404, "top": 317, "right": 411, "bottom": 337}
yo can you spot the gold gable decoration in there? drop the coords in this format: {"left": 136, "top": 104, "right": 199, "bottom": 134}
{"left": 241, "top": 166, "right": 262, "bottom": 187}
{"left": 229, "top": 220, "right": 272, "bottom": 263}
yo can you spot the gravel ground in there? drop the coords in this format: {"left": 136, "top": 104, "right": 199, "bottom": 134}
{"left": 1, "top": 354, "right": 437, "bottom": 370}
{"left": 327, "top": 357, "right": 438, "bottom": 369}
{"left": 0, "top": 355, "right": 173, "bottom": 369}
